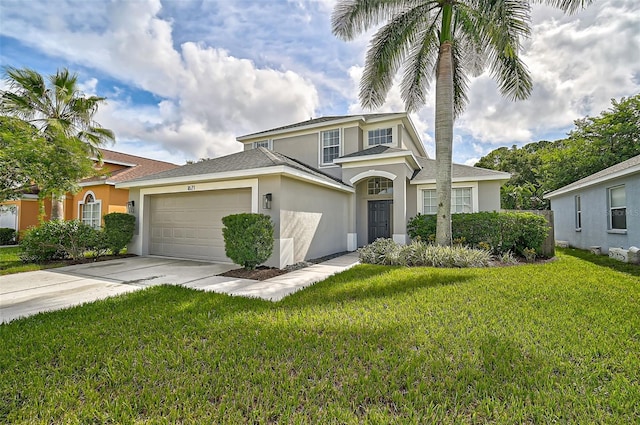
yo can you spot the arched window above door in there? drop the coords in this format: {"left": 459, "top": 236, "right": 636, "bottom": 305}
{"left": 367, "top": 177, "right": 393, "bottom": 196}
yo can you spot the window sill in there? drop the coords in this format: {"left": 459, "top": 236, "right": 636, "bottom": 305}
{"left": 575, "top": 228, "right": 581, "bottom": 232}
{"left": 607, "top": 229, "right": 627, "bottom": 235}
{"left": 319, "top": 163, "right": 339, "bottom": 169}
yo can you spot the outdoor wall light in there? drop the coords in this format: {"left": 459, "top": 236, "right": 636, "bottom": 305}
{"left": 126, "top": 200, "right": 135, "bottom": 214}
{"left": 263, "top": 193, "right": 272, "bottom": 210}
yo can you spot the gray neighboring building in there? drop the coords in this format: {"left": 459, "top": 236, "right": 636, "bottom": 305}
{"left": 544, "top": 155, "right": 640, "bottom": 254}
{"left": 118, "top": 113, "right": 509, "bottom": 268}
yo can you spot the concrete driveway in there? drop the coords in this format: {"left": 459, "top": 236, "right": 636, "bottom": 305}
{"left": 0, "top": 257, "right": 249, "bottom": 324}
{"left": 0, "top": 253, "right": 360, "bottom": 324}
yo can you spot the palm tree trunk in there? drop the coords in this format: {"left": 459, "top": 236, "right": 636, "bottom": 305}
{"left": 51, "top": 195, "right": 64, "bottom": 220}
{"left": 435, "top": 41, "right": 454, "bottom": 246}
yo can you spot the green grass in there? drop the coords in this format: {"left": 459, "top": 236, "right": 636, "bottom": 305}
{"left": 0, "top": 246, "right": 66, "bottom": 275}
{"left": 1, "top": 252, "right": 638, "bottom": 423}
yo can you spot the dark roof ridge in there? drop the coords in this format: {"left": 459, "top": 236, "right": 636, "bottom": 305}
{"left": 238, "top": 112, "right": 406, "bottom": 139}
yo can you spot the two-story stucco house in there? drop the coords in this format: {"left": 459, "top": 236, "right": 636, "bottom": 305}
{"left": 118, "top": 113, "right": 509, "bottom": 267}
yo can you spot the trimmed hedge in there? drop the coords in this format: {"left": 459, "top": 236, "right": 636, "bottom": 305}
{"left": 0, "top": 227, "right": 16, "bottom": 245}
{"left": 103, "top": 213, "right": 135, "bottom": 255}
{"left": 222, "top": 213, "right": 274, "bottom": 269}
{"left": 407, "top": 211, "right": 549, "bottom": 257}
{"left": 19, "top": 220, "right": 103, "bottom": 262}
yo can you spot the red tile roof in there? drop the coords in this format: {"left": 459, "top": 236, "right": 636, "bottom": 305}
{"left": 82, "top": 148, "right": 179, "bottom": 184}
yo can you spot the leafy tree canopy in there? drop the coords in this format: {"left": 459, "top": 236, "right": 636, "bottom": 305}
{"left": 0, "top": 115, "right": 94, "bottom": 202}
{"left": 476, "top": 94, "right": 640, "bottom": 209}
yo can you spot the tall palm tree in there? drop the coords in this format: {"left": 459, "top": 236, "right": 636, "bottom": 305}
{"left": 332, "top": 0, "right": 591, "bottom": 246}
{"left": 1, "top": 67, "right": 114, "bottom": 219}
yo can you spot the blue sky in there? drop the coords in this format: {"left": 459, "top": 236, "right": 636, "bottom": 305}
{"left": 1, "top": 0, "right": 639, "bottom": 165}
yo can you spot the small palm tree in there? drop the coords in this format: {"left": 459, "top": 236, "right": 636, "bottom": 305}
{"left": 332, "top": 0, "right": 590, "bottom": 246}
{"left": 1, "top": 67, "right": 115, "bottom": 219}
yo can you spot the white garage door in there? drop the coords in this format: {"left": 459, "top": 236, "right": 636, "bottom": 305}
{"left": 149, "top": 189, "right": 252, "bottom": 262}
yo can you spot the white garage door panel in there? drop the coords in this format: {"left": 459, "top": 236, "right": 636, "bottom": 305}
{"left": 149, "top": 189, "right": 251, "bottom": 261}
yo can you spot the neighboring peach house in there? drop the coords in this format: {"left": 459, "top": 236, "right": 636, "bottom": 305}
{"left": 118, "top": 113, "right": 510, "bottom": 268}
{"left": 0, "top": 149, "right": 177, "bottom": 233}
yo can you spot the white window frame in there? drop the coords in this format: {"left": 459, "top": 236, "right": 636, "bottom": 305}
{"left": 252, "top": 139, "right": 272, "bottom": 150}
{"left": 575, "top": 194, "right": 582, "bottom": 231}
{"left": 417, "top": 182, "right": 479, "bottom": 215}
{"left": 78, "top": 191, "right": 102, "bottom": 229}
{"left": 608, "top": 185, "right": 626, "bottom": 231}
{"left": 368, "top": 127, "right": 393, "bottom": 146}
{"left": 318, "top": 128, "right": 341, "bottom": 167}
{"left": 366, "top": 177, "right": 394, "bottom": 196}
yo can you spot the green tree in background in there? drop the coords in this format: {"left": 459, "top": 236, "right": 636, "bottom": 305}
{"left": 0, "top": 67, "right": 114, "bottom": 219}
{"left": 0, "top": 116, "right": 95, "bottom": 220}
{"left": 332, "top": 0, "right": 590, "bottom": 245}
{"left": 539, "top": 94, "right": 640, "bottom": 191}
{"left": 476, "top": 94, "right": 640, "bottom": 209}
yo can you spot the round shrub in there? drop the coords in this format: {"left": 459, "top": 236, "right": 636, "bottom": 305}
{"left": 103, "top": 212, "right": 136, "bottom": 255}
{"left": 0, "top": 227, "right": 16, "bottom": 245}
{"left": 20, "top": 220, "right": 102, "bottom": 262}
{"left": 222, "top": 213, "right": 274, "bottom": 269}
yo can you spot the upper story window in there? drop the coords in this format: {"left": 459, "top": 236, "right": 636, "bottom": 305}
{"left": 368, "top": 128, "right": 393, "bottom": 146}
{"left": 367, "top": 177, "right": 393, "bottom": 195}
{"left": 575, "top": 195, "right": 582, "bottom": 230}
{"left": 252, "top": 140, "right": 272, "bottom": 150}
{"left": 609, "top": 185, "right": 626, "bottom": 230}
{"left": 320, "top": 129, "right": 340, "bottom": 166}
{"left": 81, "top": 192, "right": 101, "bottom": 229}
{"left": 423, "top": 187, "right": 472, "bottom": 214}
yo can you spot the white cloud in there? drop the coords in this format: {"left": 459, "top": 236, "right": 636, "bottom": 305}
{"left": 1, "top": 0, "right": 638, "bottom": 166}
{"left": 0, "top": 0, "right": 320, "bottom": 161}
{"left": 458, "top": 0, "right": 640, "bottom": 146}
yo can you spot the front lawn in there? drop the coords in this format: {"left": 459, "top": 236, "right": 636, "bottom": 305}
{"left": 0, "top": 246, "right": 66, "bottom": 275}
{"left": 1, "top": 252, "right": 638, "bottom": 423}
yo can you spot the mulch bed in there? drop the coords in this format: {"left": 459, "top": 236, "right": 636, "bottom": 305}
{"left": 218, "top": 251, "right": 351, "bottom": 281}
{"left": 218, "top": 266, "right": 288, "bottom": 281}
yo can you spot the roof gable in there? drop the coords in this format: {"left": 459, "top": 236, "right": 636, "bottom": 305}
{"left": 237, "top": 113, "right": 405, "bottom": 140}
{"left": 411, "top": 157, "right": 511, "bottom": 183}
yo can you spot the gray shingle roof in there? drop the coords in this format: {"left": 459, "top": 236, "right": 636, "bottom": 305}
{"left": 412, "top": 157, "right": 511, "bottom": 182}
{"left": 339, "top": 145, "right": 409, "bottom": 159}
{"left": 544, "top": 154, "right": 640, "bottom": 198}
{"left": 238, "top": 113, "right": 404, "bottom": 139}
{"left": 124, "top": 147, "right": 349, "bottom": 187}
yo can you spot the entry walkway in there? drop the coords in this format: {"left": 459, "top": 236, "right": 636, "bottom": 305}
{"left": 0, "top": 253, "right": 360, "bottom": 323}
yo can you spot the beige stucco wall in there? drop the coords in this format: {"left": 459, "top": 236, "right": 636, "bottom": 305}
{"left": 278, "top": 176, "right": 350, "bottom": 263}
{"left": 272, "top": 134, "right": 317, "bottom": 167}
{"left": 343, "top": 126, "right": 362, "bottom": 157}
{"left": 478, "top": 181, "right": 503, "bottom": 211}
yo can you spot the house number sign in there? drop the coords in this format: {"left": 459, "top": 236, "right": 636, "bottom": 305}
{"left": 187, "top": 185, "right": 196, "bottom": 191}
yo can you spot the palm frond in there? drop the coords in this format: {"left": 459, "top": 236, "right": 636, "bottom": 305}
{"left": 401, "top": 24, "right": 440, "bottom": 112}
{"left": 359, "top": 2, "right": 435, "bottom": 109}
{"left": 450, "top": 39, "right": 471, "bottom": 118}
{"left": 534, "top": 0, "right": 593, "bottom": 14}
{"left": 332, "top": 0, "right": 431, "bottom": 40}
{"left": 470, "top": 0, "right": 533, "bottom": 101}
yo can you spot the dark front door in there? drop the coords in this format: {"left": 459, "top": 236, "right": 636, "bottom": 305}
{"left": 368, "top": 200, "right": 392, "bottom": 243}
